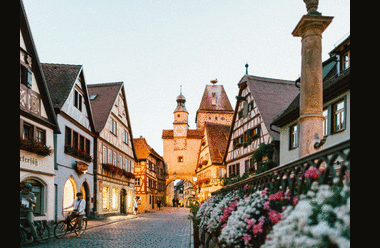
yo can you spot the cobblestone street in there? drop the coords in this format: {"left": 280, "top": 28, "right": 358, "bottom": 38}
{"left": 22, "top": 207, "right": 192, "bottom": 248}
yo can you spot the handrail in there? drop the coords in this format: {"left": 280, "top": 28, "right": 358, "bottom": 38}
{"left": 212, "top": 138, "right": 350, "bottom": 196}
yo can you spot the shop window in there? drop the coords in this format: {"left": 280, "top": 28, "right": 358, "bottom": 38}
{"left": 103, "top": 186, "right": 109, "bottom": 210}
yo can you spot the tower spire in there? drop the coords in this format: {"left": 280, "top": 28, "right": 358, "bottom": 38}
{"left": 245, "top": 62, "right": 249, "bottom": 75}
{"left": 180, "top": 85, "right": 182, "bottom": 95}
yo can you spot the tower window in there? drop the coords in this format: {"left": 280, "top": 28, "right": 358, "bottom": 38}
{"left": 178, "top": 156, "right": 184, "bottom": 162}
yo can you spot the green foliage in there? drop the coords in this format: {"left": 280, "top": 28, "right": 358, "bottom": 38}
{"left": 187, "top": 202, "right": 200, "bottom": 226}
{"left": 222, "top": 172, "right": 249, "bottom": 186}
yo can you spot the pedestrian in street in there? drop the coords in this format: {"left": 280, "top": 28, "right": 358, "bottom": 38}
{"left": 134, "top": 197, "right": 138, "bottom": 215}
{"left": 172, "top": 198, "right": 175, "bottom": 207}
{"left": 175, "top": 198, "right": 179, "bottom": 208}
{"left": 157, "top": 199, "right": 161, "bottom": 210}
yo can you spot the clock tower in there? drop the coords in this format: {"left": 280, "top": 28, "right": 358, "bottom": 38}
{"left": 173, "top": 87, "right": 189, "bottom": 137}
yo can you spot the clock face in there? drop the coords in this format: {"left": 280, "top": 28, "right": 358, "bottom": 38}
{"left": 174, "top": 125, "right": 186, "bottom": 136}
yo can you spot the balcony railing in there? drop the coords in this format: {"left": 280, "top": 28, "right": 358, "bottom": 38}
{"left": 212, "top": 138, "right": 350, "bottom": 197}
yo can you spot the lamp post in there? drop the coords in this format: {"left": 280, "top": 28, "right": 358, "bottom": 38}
{"left": 292, "top": 0, "right": 333, "bottom": 157}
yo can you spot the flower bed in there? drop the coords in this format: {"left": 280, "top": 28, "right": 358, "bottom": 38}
{"left": 20, "top": 137, "right": 52, "bottom": 156}
{"left": 195, "top": 166, "right": 350, "bottom": 248}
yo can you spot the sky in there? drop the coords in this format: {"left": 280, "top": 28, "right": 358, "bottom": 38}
{"left": 23, "top": 0, "right": 350, "bottom": 156}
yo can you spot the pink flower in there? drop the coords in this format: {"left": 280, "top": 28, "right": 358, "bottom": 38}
{"left": 264, "top": 201, "right": 270, "bottom": 210}
{"left": 233, "top": 196, "right": 239, "bottom": 201}
{"left": 268, "top": 210, "right": 281, "bottom": 224}
{"left": 258, "top": 216, "right": 265, "bottom": 224}
{"left": 292, "top": 196, "right": 299, "bottom": 206}
{"left": 261, "top": 188, "right": 268, "bottom": 197}
{"left": 244, "top": 184, "right": 249, "bottom": 190}
{"left": 221, "top": 223, "right": 227, "bottom": 229}
{"left": 268, "top": 191, "right": 284, "bottom": 202}
{"left": 242, "top": 233, "right": 251, "bottom": 243}
{"left": 304, "top": 167, "right": 321, "bottom": 180}
{"left": 252, "top": 223, "right": 263, "bottom": 236}
{"left": 246, "top": 218, "right": 256, "bottom": 229}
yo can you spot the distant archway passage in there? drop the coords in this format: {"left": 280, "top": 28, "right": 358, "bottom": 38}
{"left": 165, "top": 176, "right": 198, "bottom": 207}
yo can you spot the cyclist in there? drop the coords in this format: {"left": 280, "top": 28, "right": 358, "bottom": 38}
{"left": 64, "top": 192, "right": 86, "bottom": 237}
{"left": 20, "top": 182, "right": 39, "bottom": 242}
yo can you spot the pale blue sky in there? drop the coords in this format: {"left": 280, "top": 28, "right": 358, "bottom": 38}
{"left": 23, "top": 0, "right": 350, "bottom": 156}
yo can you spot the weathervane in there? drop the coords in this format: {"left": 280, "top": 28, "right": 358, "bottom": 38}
{"left": 245, "top": 63, "right": 249, "bottom": 75}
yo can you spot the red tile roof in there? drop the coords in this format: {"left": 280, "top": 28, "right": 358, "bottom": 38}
{"left": 204, "top": 123, "right": 231, "bottom": 164}
{"left": 161, "top": 129, "right": 203, "bottom": 139}
{"left": 87, "top": 82, "right": 123, "bottom": 132}
{"left": 197, "top": 85, "right": 234, "bottom": 113}
{"left": 242, "top": 75, "right": 299, "bottom": 140}
{"left": 134, "top": 137, "right": 163, "bottom": 160}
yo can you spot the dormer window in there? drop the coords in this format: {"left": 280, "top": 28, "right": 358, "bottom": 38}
{"left": 89, "top": 94, "right": 97, "bottom": 100}
{"left": 342, "top": 51, "right": 350, "bottom": 70}
{"left": 211, "top": 92, "right": 217, "bottom": 106}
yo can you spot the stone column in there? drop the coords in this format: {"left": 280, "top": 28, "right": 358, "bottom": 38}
{"left": 292, "top": 3, "right": 333, "bottom": 157}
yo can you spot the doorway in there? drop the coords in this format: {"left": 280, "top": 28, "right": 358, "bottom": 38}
{"left": 120, "top": 189, "right": 126, "bottom": 214}
{"left": 80, "top": 182, "right": 90, "bottom": 217}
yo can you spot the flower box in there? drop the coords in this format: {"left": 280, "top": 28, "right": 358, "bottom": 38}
{"left": 64, "top": 145, "right": 92, "bottom": 162}
{"left": 102, "top": 163, "right": 135, "bottom": 179}
{"left": 20, "top": 137, "right": 52, "bottom": 157}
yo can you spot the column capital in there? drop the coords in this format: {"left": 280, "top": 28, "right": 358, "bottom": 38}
{"left": 292, "top": 14, "right": 333, "bottom": 38}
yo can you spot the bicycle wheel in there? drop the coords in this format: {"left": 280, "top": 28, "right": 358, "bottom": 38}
{"left": 20, "top": 228, "right": 26, "bottom": 245}
{"left": 74, "top": 218, "right": 87, "bottom": 236}
{"left": 54, "top": 220, "right": 67, "bottom": 239}
{"left": 38, "top": 222, "right": 50, "bottom": 241}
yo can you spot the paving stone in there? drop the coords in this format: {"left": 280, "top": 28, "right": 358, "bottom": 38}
{"left": 22, "top": 207, "right": 192, "bottom": 248}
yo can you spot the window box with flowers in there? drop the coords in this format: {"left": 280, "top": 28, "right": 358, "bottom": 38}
{"left": 20, "top": 137, "right": 52, "bottom": 157}
{"left": 102, "top": 163, "right": 135, "bottom": 179}
{"left": 102, "top": 163, "right": 123, "bottom": 175}
{"left": 196, "top": 178, "right": 210, "bottom": 186}
{"left": 64, "top": 145, "right": 92, "bottom": 162}
{"left": 122, "top": 170, "right": 135, "bottom": 179}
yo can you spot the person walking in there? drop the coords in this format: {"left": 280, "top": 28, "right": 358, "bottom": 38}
{"left": 134, "top": 197, "right": 138, "bottom": 215}
{"left": 172, "top": 198, "right": 175, "bottom": 207}
{"left": 157, "top": 199, "right": 161, "bottom": 210}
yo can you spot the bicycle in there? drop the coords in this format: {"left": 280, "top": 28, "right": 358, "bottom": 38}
{"left": 20, "top": 217, "right": 50, "bottom": 245}
{"left": 54, "top": 211, "right": 87, "bottom": 239}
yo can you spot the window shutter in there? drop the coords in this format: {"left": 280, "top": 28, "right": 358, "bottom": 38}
{"left": 26, "top": 68, "right": 33, "bottom": 88}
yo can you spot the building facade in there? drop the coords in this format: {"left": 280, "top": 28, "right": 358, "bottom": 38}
{"left": 134, "top": 136, "right": 166, "bottom": 213}
{"left": 194, "top": 80, "right": 233, "bottom": 200}
{"left": 88, "top": 82, "right": 137, "bottom": 217}
{"left": 271, "top": 35, "right": 350, "bottom": 166}
{"left": 196, "top": 123, "right": 230, "bottom": 202}
{"left": 20, "top": 1, "right": 60, "bottom": 225}
{"left": 42, "top": 63, "right": 96, "bottom": 221}
{"left": 223, "top": 75, "right": 299, "bottom": 177}
{"left": 162, "top": 91, "right": 202, "bottom": 195}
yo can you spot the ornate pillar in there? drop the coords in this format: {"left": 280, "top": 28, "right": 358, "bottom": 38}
{"left": 292, "top": 0, "right": 333, "bottom": 157}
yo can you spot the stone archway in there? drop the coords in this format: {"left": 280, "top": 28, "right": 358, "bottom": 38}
{"left": 165, "top": 176, "right": 198, "bottom": 207}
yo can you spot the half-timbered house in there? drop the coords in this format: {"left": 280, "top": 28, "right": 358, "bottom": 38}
{"left": 88, "top": 82, "right": 137, "bottom": 217}
{"left": 134, "top": 136, "right": 166, "bottom": 213}
{"left": 20, "top": 0, "right": 60, "bottom": 225}
{"left": 196, "top": 123, "right": 230, "bottom": 201}
{"left": 223, "top": 75, "right": 299, "bottom": 177}
{"left": 42, "top": 63, "right": 96, "bottom": 220}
